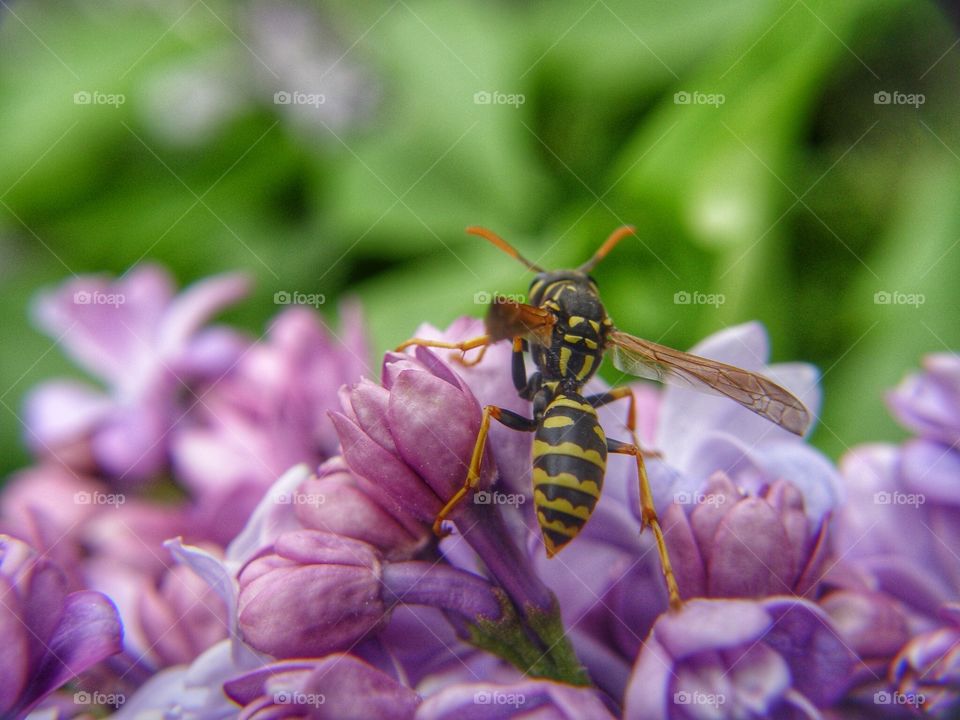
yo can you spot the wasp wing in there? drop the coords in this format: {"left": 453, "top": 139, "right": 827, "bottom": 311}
{"left": 607, "top": 330, "right": 811, "bottom": 435}
{"left": 484, "top": 298, "right": 555, "bottom": 345}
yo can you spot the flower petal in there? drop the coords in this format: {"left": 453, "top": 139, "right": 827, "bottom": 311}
{"left": 654, "top": 599, "right": 771, "bottom": 660}
{"left": 707, "top": 498, "right": 795, "bottom": 597}
{"left": 387, "top": 369, "right": 484, "bottom": 500}
{"left": 19, "top": 590, "right": 122, "bottom": 714}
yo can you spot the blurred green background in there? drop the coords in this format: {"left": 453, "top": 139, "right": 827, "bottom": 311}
{"left": 1, "top": 0, "right": 958, "bottom": 478}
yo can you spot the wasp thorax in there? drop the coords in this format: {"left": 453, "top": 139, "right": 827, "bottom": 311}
{"left": 526, "top": 272, "right": 609, "bottom": 387}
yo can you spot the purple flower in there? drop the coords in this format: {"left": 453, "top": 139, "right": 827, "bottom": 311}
{"left": 398, "top": 318, "right": 536, "bottom": 496}
{"left": 332, "top": 345, "right": 557, "bottom": 616}
{"left": 662, "top": 473, "right": 829, "bottom": 601}
{"left": 26, "top": 264, "right": 250, "bottom": 484}
{"left": 225, "top": 654, "right": 421, "bottom": 719}
{"left": 651, "top": 322, "right": 839, "bottom": 521}
{"left": 332, "top": 349, "right": 494, "bottom": 523}
{"left": 172, "top": 304, "right": 369, "bottom": 542}
{"left": 0, "top": 535, "right": 123, "bottom": 717}
{"left": 891, "top": 603, "right": 960, "bottom": 714}
{"left": 888, "top": 353, "right": 960, "bottom": 445}
{"left": 623, "top": 597, "right": 854, "bottom": 719}
{"left": 820, "top": 589, "right": 911, "bottom": 686}
{"left": 237, "top": 529, "right": 501, "bottom": 659}
{"left": 294, "top": 457, "right": 429, "bottom": 560}
{"left": 0, "top": 464, "right": 107, "bottom": 586}
{"left": 87, "top": 549, "right": 229, "bottom": 673}
{"left": 414, "top": 678, "right": 616, "bottom": 719}
{"left": 887, "top": 353, "right": 960, "bottom": 516}
{"left": 831, "top": 444, "right": 959, "bottom": 621}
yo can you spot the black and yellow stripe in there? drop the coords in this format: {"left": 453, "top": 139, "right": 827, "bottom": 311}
{"left": 531, "top": 393, "right": 606, "bottom": 556}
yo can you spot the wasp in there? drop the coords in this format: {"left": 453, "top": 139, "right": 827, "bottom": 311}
{"left": 397, "top": 226, "right": 811, "bottom": 609}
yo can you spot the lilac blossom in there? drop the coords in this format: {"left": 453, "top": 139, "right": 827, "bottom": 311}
{"left": 171, "top": 304, "right": 369, "bottom": 542}
{"left": 0, "top": 535, "right": 123, "bottom": 718}
{"left": 86, "top": 544, "right": 228, "bottom": 674}
{"left": 826, "top": 354, "right": 960, "bottom": 716}
{"left": 236, "top": 529, "right": 501, "bottom": 659}
{"left": 650, "top": 322, "right": 839, "bottom": 521}
{"left": 26, "top": 264, "right": 250, "bottom": 484}
{"left": 891, "top": 603, "right": 960, "bottom": 714}
{"left": 414, "top": 678, "right": 616, "bottom": 719}
{"left": 526, "top": 323, "right": 839, "bottom": 703}
{"left": 293, "top": 456, "right": 429, "bottom": 560}
{"left": 623, "top": 598, "right": 854, "bottom": 719}
{"left": 224, "top": 654, "right": 421, "bottom": 719}
{"left": 331, "top": 345, "right": 559, "bottom": 618}
{"left": 13, "top": 255, "right": 960, "bottom": 720}
{"left": 830, "top": 442, "right": 959, "bottom": 625}
{"left": 661, "top": 473, "right": 829, "bottom": 601}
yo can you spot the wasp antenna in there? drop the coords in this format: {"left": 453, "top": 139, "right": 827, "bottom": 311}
{"left": 466, "top": 226, "right": 545, "bottom": 273}
{"left": 578, "top": 225, "right": 636, "bottom": 272}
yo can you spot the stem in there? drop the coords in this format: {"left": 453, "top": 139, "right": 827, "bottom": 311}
{"left": 456, "top": 503, "right": 555, "bottom": 614}
{"left": 381, "top": 561, "right": 501, "bottom": 620}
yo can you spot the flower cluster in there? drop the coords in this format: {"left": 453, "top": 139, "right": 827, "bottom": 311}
{"left": 2, "top": 265, "right": 957, "bottom": 719}
{"left": 824, "top": 353, "right": 960, "bottom": 715}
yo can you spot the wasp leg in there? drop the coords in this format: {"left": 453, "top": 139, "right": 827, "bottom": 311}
{"left": 433, "top": 406, "right": 537, "bottom": 537}
{"left": 606, "top": 437, "right": 682, "bottom": 611}
{"left": 584, "top": 386, "right": 661, "bottom": 458}
{"left": 512, "top": 336, "right": 527, "bottom": 392}
{"left": 395, "top": 334, "right": 491, "bottom": 366}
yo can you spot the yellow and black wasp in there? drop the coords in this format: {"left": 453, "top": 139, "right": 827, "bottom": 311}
{"left": 397, "top": 226, "right": 811, "bottom": 609}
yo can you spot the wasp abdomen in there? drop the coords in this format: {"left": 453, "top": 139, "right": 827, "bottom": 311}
{"left": 532, "top": 394, "right": 606, "bottom": 556}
